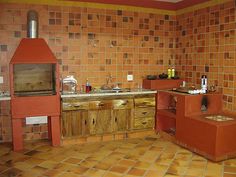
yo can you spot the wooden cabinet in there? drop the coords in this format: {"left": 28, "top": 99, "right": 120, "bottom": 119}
{"left": 133, "top": 96, "right": 156, "bottom": 130}
{"left": 142, "top": 79, "right": 184, "bottom": 133}
{"left": 61, "top": 110, "right": 86, "bottom": 137}
{"left": 61, "top": 98, "right": 89, "bottom": 138}
{"left": 61, "top": 94, "right": 155, "bottom": 139}
{"left": 113, "top": 109, "right": 131, "bottom": 131}
{"left": 113, "top": 98, "right": 133, "bottom": 132}
{"left": 88, "top": 110, "right": 113, "bottom": 135}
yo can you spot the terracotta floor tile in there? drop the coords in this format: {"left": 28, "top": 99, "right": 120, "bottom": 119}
{"left": 84, "top": 168, "right": 106, "bottom": 177}
{"left": 123, "top": 175, "right": 140, "bottom": 177}
{"left": 53, "top": 162, "right": 75, "bottom": 171}
{"left": 119, "top": 159, "right": 136, "bottom": 167}
{"left": 171, "top": 160, "right": 190, "bottom": 167}
{"left": 149, "top": 163, "right": 168, "bottom": 174}
{"left": 72, "top": 152, "right": 90, "bottom": 160}
{"left": 109, "top": 165, "right": 129, "bottom": 173}
{"left": 144, "top": 170, "right": 165, "bottom": 177}
{"left": 224, "top": 166, "right": 236, "bottom": 173}
{"left": 134, "top": 161, "right": 151, "bottom": 169}
{"left": 184, "top": 168, "right": 205, "bottom": 176}
{"left": 1, "top": 135, "right": 236, "bottom": 177}
{"left": 0, "top": 164, "right": 9, "bottom": 173}
{"left": 58, "top": 171, "right": 81, "bottom": 177}
{"left": 78, "top": 160, "right": 98, "bottom": 168}
{"left": 224, "top": 173, "right": 236, "bottom": 177}
{"left": 103, "top": 171, "right": 123, "bottom": 177}
{"left": 24, "top": 150, "right": 41, "bottom": 156}
{"left": 127, "top": 167, "right": 146, "bottom": 176}
{"left": 43, "top": 169, "right": 62, "bottom": 177}
{"left": 13, "top": 161, "right": 34, "bottom": 171}
{"left": 24, "top": 157, "right": 45, "bottom": 167}
{"left": 155, "top": 158, "right": 173, "bottom": 166}
{"left": 139, "top": 151, "right": 160, "bottom": 162}
{"left": 64, "top": 157, "right": 83, "bottom": 164}
{"left": 115, "top": 147, "right": 130, "bottom": 154}
{"left": 69, "top": 165, "right": 89, "bottom": 174}
{"left": 0, "top": 167, "right": 22, "bottom": 177}
{"left": 38, "top": 160, "right": 59, "bottom": 169}
{"left": 18, "top": 170, "right": 41, "bottom": 177}
{"left": 205, "top": 162, "right": 223, "bottom": 176}
{"left": 50, "top": 154, "right": 69, "bottom": 162}
{"left": 163, "top": 174, "right": 181, "bottom": 177}
{"left": 225, "top": 159, "right": 236, "bottom": 166}
{"left": 94, "top": 162, "right": 112, "bottom": 170}
{"left": 27, "top": 165, "right": 48, "bottom": 176}
{"left": 166, "top": 165, "right": 187, "bottom": 176}
{"left": 189, "top": 160, "right": 207, "bottom": 168}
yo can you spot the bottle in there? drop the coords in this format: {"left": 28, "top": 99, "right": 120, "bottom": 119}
{"left": 171, "top": 67, "right": 175, "bottom": 78}
{"left": 85, "top": 79, "right": 91, "bottom": 93}
{"left": 201, "top": 75, "right": 207, "bottom": 93}
{"left": 167, "top": 66, "right": 171, "bottom": 79}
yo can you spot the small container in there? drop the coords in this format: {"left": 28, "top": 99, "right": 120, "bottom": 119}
{"left": 171, "top": 67, "right": 175, "bottom": 77}
{"left": 85, "top": 79, "right": 92, "bottom": 93}
{"left": 167, "top": 67, "right": 171, "bottom": 79}
{"left": 201, "top": 75, "right": 207, "bottom": 92}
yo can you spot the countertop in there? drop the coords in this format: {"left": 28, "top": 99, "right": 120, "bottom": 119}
{"left": 61, "top": 89, "right": 157, "bottom": 98}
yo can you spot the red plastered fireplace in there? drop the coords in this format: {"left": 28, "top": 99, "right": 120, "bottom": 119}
{"left": 10, "top": 38, "right": 60, "bottom": 151}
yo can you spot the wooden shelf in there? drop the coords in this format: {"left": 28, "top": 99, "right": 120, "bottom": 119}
{"left": 157, "top": 109, "right": 176, "bottom": 119}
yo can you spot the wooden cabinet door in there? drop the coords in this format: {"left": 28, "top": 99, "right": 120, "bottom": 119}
{"left": 88, "top": 110, "right": 113, "bottom": 135}
{"left": 133, "top": 107, "right": 155, "bottom": 130}
{"left": 61, "top": 110, "right": 85, "bottom": 137}
{"left": 113, "top": 109, "right": 132, "bottom": 132}
{"left": 61, "top": 111, "right": 72, "bottom": 137}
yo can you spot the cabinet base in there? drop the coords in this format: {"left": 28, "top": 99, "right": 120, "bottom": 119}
{"left": 61, "top": 130, "right": 156, "bottom": 146}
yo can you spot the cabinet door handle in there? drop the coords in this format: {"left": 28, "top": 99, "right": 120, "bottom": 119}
{"left": 142, "top": 121, "right": 147, "bottom": 125}
{"left": 121, "top": 101, "right": 128, "bottom": 105}
{"left": 98, "top": 103, "right": 105, "bottom": 106}
{"left": 85, "top": 120, "right": 87, "bottom": 125}
{"left": 115, "top": 117, "right": 117, "bottom": 122}
{"left": 93, "top": 119, "right": 95, "bottom": 124}
{"left": 142, "top": 112, "right": 147, "bottom": 115}
{"left": 74, "top": 105, "right": 80, "bottom": 107}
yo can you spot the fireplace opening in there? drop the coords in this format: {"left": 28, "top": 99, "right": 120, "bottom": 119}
{"left": 13, "top": 63, "right": 56, "bottom": 96}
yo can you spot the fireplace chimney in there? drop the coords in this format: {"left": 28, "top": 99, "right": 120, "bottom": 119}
{"left": 27, "top": 10, "right": 38, "bottom": 38}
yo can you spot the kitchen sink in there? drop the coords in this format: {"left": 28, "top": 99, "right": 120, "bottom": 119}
{"left": 97, "top": 88, "right": 131, "bottom": 93}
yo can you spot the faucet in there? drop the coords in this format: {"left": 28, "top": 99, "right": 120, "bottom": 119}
{"left": 101, "top": 74, "right": 113, "bottom": 90}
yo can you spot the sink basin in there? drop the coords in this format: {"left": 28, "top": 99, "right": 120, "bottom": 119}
{"left": 96, "top": 88, "right": 130, "bottom": 93}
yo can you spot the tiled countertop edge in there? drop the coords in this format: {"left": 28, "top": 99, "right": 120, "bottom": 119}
{"left": 61, "top": 90, "right": 157, "bottom": 98}
{"left": 0, "top": 90, "right": 157, "bottom": 100}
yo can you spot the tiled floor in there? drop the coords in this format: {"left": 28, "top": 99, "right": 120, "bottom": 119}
{"left": 1, "top": 135, "right": 236, "bottom": 177}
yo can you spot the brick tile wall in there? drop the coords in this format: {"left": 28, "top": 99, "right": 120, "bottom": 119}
{"left": 0, "top": 0, "right": 235, "bottom": 142}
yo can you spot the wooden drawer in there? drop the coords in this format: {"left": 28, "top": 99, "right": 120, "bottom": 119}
{"left": 134, "top": 107, "right": 155, "bottom": 118}
{"left": 89, "top": 100, "right": 113, "bottom": 110}
{"left": 134, "top": 97, "right": 155, "bottom": 108}
{"left": 62, "top": 101, "right": 89, "bottom": 111}
{"left": 112, "top": 99, "right": 133, "bottom": 109}
{"left": 133, "top": 117, "right": 154, "bottom": 129}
